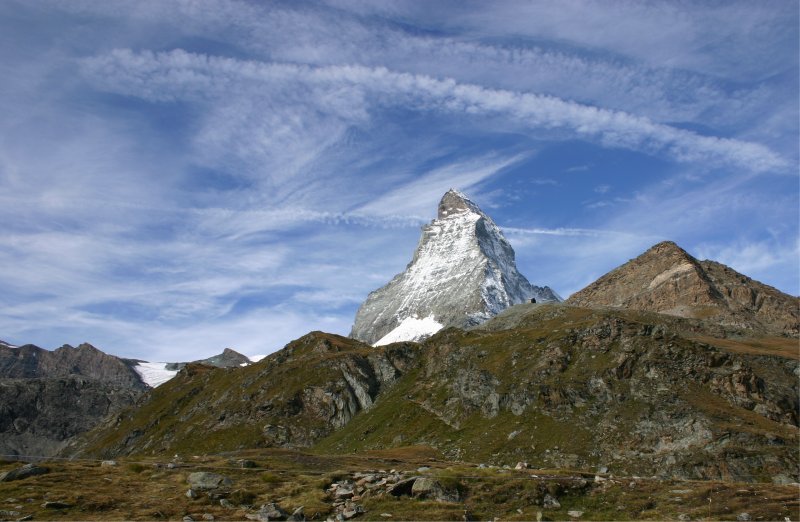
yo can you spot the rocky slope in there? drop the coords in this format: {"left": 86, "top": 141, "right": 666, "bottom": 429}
{"left": 72, "top": 305, "right": 798, "bottom": 483}
{"left": 567, "top": 241, "right": 799, "bottom": 336}
{"left": 69, "top": 333, "right": 420, "bottom": 457}
{"left": 351, "top": 190, "right": 559, "bottom": 345}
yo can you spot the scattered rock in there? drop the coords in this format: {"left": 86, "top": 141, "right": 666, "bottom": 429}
{"left": 17, "top": 516, "right": 33, "bottom": 522}
{"left": 678, "top": 515, "right": 691, "bottom": 521}
{"left": 737, "top": 514, "right": 751, "bottom": 521}
{"left": 42, "top": 501, "right": 72, "bottom": 509}
{"left": 202, "top": 514, "right": 214, "bottom": 521}
{"left": 567, "top": 510, "right": 583, "bottom": 518}
{"left": 186, "top": 489, "right": 198, "bottom": 499}
{"left": 167, "top": 463, "right": 177, "bottom": 470}
{"left": 0, "top": 510, "right": 20, "bottom": 518}
{"left": 182, "top": 516, "right": 194, "bottom": 522}
{"left": 340, "top": 502, "right": 365, "bottom": 520}
{"left": 417, "top": 466, "right": 430, "bottom": 472}
{"left": 220, "top": 499, "right": 234, "bottom": 509}
{"left": 187, "top": 472, "right": 232, "bottom": 490}
{"left": 542, "top": 494, "right": 561, "bottom": 509}
{"left": 597, "top": 466, "right": 609, "bottom": 474}
{"left": 515, "top": 461, "right": 529, "bottom": 470}
{"left": 100, "top": 460, "right": 117, "bottom": 467}
{"left": 0, "top": 464, "right": 49, "bottom": 482}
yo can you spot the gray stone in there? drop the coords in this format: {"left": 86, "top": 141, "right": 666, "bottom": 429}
{"left": 186, "top": 488, "right": 199, "bottom": 499}
{"left": 0, "top": 510, "right": 20, "bottom": 517}
{"left": 678, "top": 515, "right": 691, "bottom": 521}
{"left": 255, "top": 503, "right": 288, "bottom": 521}
{"left": 737, "top": 514, "right": 751, "bottom": 522}
{"left": 182, "top": 517, "right": 194, "bottom": 522}
{"left": 411, "top": 477, "right": 458, "bottom": 502}
{"left": 341, "top": 503, "right": 365, "bottom": 520}
{"left": 0, "top": 464, "right": 49, "bottom": 482}
{"left": 567, "top": 510, "right": 583, "bottom": 519}
{"left": 542, "top": 494, "right": 561, "bottom": 509}
{"left": 187, "top": 472, "right": 232, "bottom": 490}
{"left": 100, "top": 460, "right": 117, "bottom": 467}
{"left": 202, "top": 514, "right": 214, "bottom": 521}
{"left": 220, "top": 498, "right": 234, "bottom": 509}
{"left": 388, "top": 477, "right": 416, "bottom": 496}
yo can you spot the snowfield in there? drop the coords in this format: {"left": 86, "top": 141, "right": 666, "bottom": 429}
{"left": 373, "top": 315, "right": 443, "bottom": 346}
{"left": 134, "top": 362, "right": 179, "bottom": 388}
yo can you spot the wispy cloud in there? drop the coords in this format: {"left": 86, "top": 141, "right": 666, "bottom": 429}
{"left": 81, "top": 49, "right": 788, "bottom": 173}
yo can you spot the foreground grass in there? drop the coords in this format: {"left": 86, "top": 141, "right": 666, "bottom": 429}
{"left": 0, "top": 448, "right": 797, "bottom": 521}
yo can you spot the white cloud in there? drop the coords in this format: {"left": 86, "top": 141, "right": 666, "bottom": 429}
{"left": 80, "top": 49, "right": 788, "bottom": 174}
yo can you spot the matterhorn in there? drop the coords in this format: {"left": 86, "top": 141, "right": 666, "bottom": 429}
{"left": 350, "top": 190, "right": 560, "bottom": 345}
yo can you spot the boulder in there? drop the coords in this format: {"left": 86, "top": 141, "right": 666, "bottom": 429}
{"left": 411, "top": 477, "right": 458, "bottom": 502}
{"left": 187, "top": 472, "right": 232, "bottom": 490}
{"left": 0, "top": 464, "right": 49, "bottom": 482}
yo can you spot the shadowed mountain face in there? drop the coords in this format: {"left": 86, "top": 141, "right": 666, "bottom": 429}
{"left": 350, "top": 190, "right": 560, "bottom": 345}
{"left": 566, "top": 241, "right": 799, "bottom": 336}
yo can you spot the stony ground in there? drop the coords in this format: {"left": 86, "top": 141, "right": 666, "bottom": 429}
{"left": 0, "top": 447, "right": 797, "bottom": 521}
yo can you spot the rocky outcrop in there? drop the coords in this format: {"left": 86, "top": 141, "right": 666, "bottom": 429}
{"left": 351, "top": 189, "right": 559, "bottom": 345}
{"left": 165, "top": 348, "right": 252, "bottom": 372}
{"left": 0, "top": 376, "right": 142, "bottom": 457}
{"left": 566, "top": 241, "right": 799, "bottom": 336}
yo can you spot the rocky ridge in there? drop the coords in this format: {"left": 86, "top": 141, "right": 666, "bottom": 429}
{"left": 351, "top": 190, "right": 559, "bottom": 345}
{"left": 567, "top": 241, "right": 799, "bottom": 336}
{"left": 72, "top": 304, "right": 799, "bottom": 483}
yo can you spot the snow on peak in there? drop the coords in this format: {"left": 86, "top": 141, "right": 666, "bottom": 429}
{"left": 373, "top": 315, "right": 443, "bottom": 346}
{"left": 0, "top": 340, "right": 18, "bottom": 349}
{"left": 351, "top": 189, "right": 561, "bottom": 345}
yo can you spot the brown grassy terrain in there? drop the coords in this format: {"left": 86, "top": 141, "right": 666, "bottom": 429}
{"left": 0, "top": 448, "right": 797, "bottom": 521}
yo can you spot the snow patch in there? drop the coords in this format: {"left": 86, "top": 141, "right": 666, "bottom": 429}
{"left": 134, "top": 362, "right": 179, "bottom": 388}
{"left": 248, "top": 354, "right": 267, "bottom": 362}
{"left": 373, "top": 315, "right": 444, "bottom": 346}
{"left": 0, "top": 340, "right": 18, "bottom": 349}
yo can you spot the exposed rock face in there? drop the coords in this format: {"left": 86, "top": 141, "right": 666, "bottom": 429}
{"left": 0, "top": 342, "right": 146, "bottom": 458}
{"left": 0, "top": 343, "right": 146, "bottom": 388}
{"left": 0, "top": 377, "right": 142, "bottom": 457}
{"left": 566, "top": 241, "right": 799, "bottom": 336}
{"left": 351, "top": 190, "right": 560, "bottom": 345}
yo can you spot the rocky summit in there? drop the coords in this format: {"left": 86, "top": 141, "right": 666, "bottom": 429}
{"left": 567, "top": 241, "right": 799, "bottom": 336}
{"left": 350, "top": 189, "right": 559, "bottom": 345}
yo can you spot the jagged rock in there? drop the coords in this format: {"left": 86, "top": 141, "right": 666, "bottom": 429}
{"left": 0, "top": 464, "right": 49, "bottom": 482}
{"left": 187, "top": 472, "right": 232, "bottom": 490}
{"left": 351, "top": 190, "right": 560, "bottom": 345}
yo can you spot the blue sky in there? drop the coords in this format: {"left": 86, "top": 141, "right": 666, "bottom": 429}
{"left": 0, "top": 0, "right": 797, "bottom": 361}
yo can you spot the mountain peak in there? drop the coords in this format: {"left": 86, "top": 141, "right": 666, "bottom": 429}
{"left": 351, "top": 190, "right": 560, "bottom": 345}
{"left": 437, "top": 189, "right": 481, "bottom": 218}
{"left": 567, "top": 241, "right": 799, "bottom": 335}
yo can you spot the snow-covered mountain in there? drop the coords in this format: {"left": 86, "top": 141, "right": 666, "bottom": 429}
{"left": 351, "top": 189, "right": 561, "bottom": 345}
